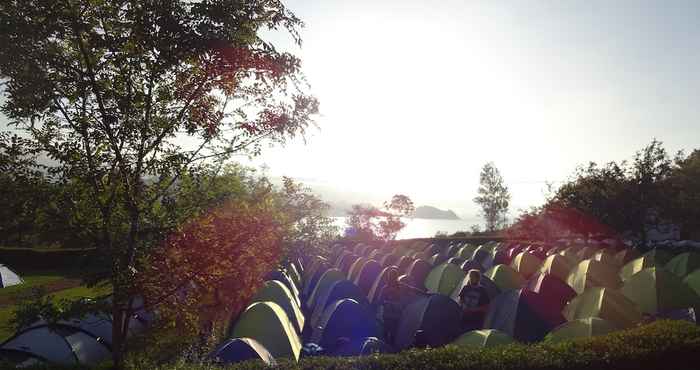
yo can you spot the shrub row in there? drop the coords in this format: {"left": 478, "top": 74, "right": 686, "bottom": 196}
{"left": 0, "top": 247, "right": 97, "bottom": 270}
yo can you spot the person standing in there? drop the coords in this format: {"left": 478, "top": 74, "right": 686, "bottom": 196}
{"left": 458, "top": 269, "right": 491, "bottom": 331}
{"left": 378, "top": 269, "right": 403, "bottom": 346}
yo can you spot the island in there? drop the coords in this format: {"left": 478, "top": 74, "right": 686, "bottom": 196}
{"left": 412, "top": 206, "right": 460, "bottom": 220}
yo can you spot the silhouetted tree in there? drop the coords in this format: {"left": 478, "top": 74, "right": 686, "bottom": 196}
{"left": 474, "top": 162, "right": 511, "bottom": 232}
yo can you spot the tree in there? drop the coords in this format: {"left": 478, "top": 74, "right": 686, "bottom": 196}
{"left": 666, "top": 149, "right": 700, "bottom": 239}
{"left": 0, "top": 1, "right": 318, "bottom": 365}
{"left": 345, "top": 194, "right": 415, "bottom": 241}
{"left": 473, "top": 162, "right": 511, "bottom": 232}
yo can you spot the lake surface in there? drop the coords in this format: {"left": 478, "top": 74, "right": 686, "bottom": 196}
{"left": 331, "top": 217, "right": 474, "bottom": 239}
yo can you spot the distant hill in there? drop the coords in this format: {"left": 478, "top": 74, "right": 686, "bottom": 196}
{"left": 413, "top": 205, "right": 460, "bottom": 220}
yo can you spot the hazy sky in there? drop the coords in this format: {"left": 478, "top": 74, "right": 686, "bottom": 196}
{"left": 2, "top": 1, "right": 700, "bottom": 222}
{"left": 247, "top": 0, "right": 700, "bottom": 218}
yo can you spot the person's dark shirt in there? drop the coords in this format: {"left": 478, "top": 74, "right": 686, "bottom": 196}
{"left": 458, "top": 284, "right": 490, "bottom": 309}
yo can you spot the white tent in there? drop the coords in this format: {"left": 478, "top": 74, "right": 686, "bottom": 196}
{"left": 0, "top": 264, "right": 23, "bottom": 288}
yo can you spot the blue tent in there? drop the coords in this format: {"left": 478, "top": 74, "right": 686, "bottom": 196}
{"left": 309, "top": 280, "right": 368, "bottom": 330}
{"left": 394, "top": 294, "right": 462, "bottom": 350}
{"left": 484, "top": 289, "right": 565, "bottom": 342}
{"left": 209, "top": 338, "right": 276, "bottom": 366}
{"left": 311, "top": 299, "right": 380, "bottom": 351}
{"left": 302, "top": 261, "right": 329, "bottom": 303}
{"left": 332, "top": 337, "right": 392, "bottom": 357}
{"left": 354, "top": 260, "right": 383, "bottom": 294}
{"left": 397, "top": 256, "right": 414, "bottom": 275}
{"left": 380, "top": 254, "right": 401, "bottom": 268}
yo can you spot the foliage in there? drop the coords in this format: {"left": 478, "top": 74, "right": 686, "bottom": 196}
{"left": 345, "top": 194, "right": 415, "bottom": 241}
{"left": 474, "top": 162, "right": 511, "bottom": 232}
{"left": 0, "top": 0, "right": 318, "bottom": 365}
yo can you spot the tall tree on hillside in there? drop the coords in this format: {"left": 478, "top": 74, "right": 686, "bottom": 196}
{"left": 474, "top": 162, "right": 511, "bottom": 232}
{"left": 0, "top": 1, "right": 318, "bottom": 365}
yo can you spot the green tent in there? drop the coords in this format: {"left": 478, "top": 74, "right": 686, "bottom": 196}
{"left": 451, "top": 329, "right": 514, "bottom": 348}
{"left": 348, "top": 257, "right": 369, "bottom": 281}
{"left": 615, "top": 248, "right": 640, "bottom": 265}
{"left": 558, "top": 248, "right": 582, "bottom": 264}
{"left": 485, "top": 264, "right": 525, "bottom": 292}
{"left": 510, "top": 252, "right": 542, "bottom": 279}
{"left": 566, "top": 259, "right": 622, "bottom": 294}
{"left": 306, "top": 268, "right": 344, "bottom": 310}
{"left": 459, "top": 244, "right": 478, "bottom": 259}
{"left": 538, "top": 254, "right": 575, "bottom": 282}
{"left": 621, "top": 267, "right": 700, "bottom": 314}
{"left": 666, "top": 252, "right": 700, "bottom": 278}
{"left": 425, "top": 263, "right": 466, "bottom": 296}
{"left": 563, "top": 287, "right": 642, "bottom": 329}
{"left": 576, "top": 246, "right": 600, "bottom": 260}
{"left": 620, "top": 250, "right": 673, "bottom": 281}
{"left": 592, "top": 250, "right": 621, "bottom": 267}
{"left": 230, "top": 302, "right": 302, "bottom": 361}
{"left": 250, "top": 280, "right": 305, "bottom": 333}
{"left": 544, "top": 317, "right": 618, "bottom": 342}
{"left": 683, "top": 269, "right": 700, "bottom": 296}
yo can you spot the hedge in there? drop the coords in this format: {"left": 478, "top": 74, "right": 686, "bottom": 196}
{"left": 0, "top": 247, "right": 97, "bottom": 270}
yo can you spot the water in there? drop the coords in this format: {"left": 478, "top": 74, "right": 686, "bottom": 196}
{"left": 331, "top": 217, "right": 474, "bottom": 239}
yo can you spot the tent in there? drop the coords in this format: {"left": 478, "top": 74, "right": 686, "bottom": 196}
{"left": 0, "top": 322, "right": 111, "bottom": 366}
{"left": 251, "top": 280, "right": 305, "bottom": 333}
{"left": 615, "top": 248, "right": 640, "bottom": 265}
{"left": 510, "top": 252, "right": 542, "bottom": 279}
{"left": 620, "top": 250, "right": 673, "bottom": 281}
{"left": 302, "top": 259, "right": 329, "bottom": 301}
{"left": 576, "top": 246, "right": 600, "bottom": 260}
{"left": 621, "top": 267, "right": 700, "bottom": 314}
{"left": 402, "top": 259, "right": 432, "bottom": 290}
{"left": 665, "top": 252, "right": 700, "bottom": 278}
{"left": 563, "top": 287, "right": 642, "bottom": 329}
{"left": 394, "top": 294, "right": 462, "bottom": 350}
{"left": 538, "top": 254, "right": 575, "bottom": 282}
{"left": 544, "top": 318, "right": 617, "bottom": 342}
{"left": 451, "top": 329, "right": 514, "bottom": 348}
{"left": 526, "top": 273, "right": 576, "bottom": 312}
{"left": 397, "top": 256, "right": 414, "bottom": 275}
{"left": 558, "top": 248, "right": 582, "bottom": 264}
{"left": 264, "top": 271, "right": 300, "bottom": 308}
{"left": 229, "top": 301, "right": 302, "bottom": 360}
{"left": 306, "top": 269, "right": 345, "bottom": 314}
{"left": 368, "top": 266, "right": 398, "bottom": 305}
{"left": 209, "top": 338, "right": 276, "bottom": 366}
{"left": 380, "top": 254, "right": 401, "bottom": 268}
{"left": 424, "top": 263, "right": 466, "bottom": 296}
{"left": 339, "top": 255, "right": 360, "bottom": 276}
{"left": 446, "top": 244, "right": 462, "bottom": 257}
{"left": 471, "top": 247, "right": 494, "bottom": 271}
{"left": 332, "top": 336, "right": 392, "bottom": 357}
{"left": 348, "top": 257, "right": 369, "bottom": 282}
{"left": 459, "top": 244, "right": 479, "bottom": 259}
{"left": 0, "top": 265, "right": 23, "bottom": 288}
{"left": 354, "top": 260, "right": 383, "bottom": 294}
{"left": 484, "top": 265, "right": 525, "bottom": 292}
{"left": 461, "top": 259, "right": 485, "bottom": 273}
{"left": 449, "top": 275, "right": 500, "bottom": 304}
{"left": 311, "top": 299, "right": 380, "bottom": 351}
{"left": 484, "top": 289, "right": 565, "bottom": 342}
{"left": 446, "top": 257, "right": 466, "bottom": 266}
{"left": 592, "top": 250, "right": 620, "bottom": 267}
{"left": 429, "top": 253, "right": 450, "bottom": 266}
{"left": 309, "top": 280, "right": 368, "bottom": 330}
{"left": 684, "top": 269, "right": 700, "bottom": 296}
{"left": 566, "top": 259, "right": 622, "bottom": 294}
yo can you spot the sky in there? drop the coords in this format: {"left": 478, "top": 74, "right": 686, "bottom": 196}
{"left": 2, "top": 1, "right": 700, "bottom": 223}
{"left": 244, "top": 0, "right": 700, "bottom": 219}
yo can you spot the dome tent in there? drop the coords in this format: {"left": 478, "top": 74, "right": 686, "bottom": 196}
{"left": 368, "top": 266, "right": 398, "bottom": 305}
{"left": 451, "top": 329, "right": 514, "bottom": 348}
{"left": 621, "top": 267, "right": 700, "bottom": 314}
{"left": 394, "top": 294, "right": 462, "bottom": 350}
{"left": 264, "top": 271, "right": 301, "bottom": 308}
{"left": 544, "top": 318, "right": 617, "bottom": 342}
{"left": 484, "top": 264, "right": 525, "bottom": 292}
{"left": 510, "top": 252, "right": 542, "bottom": 279}
{"left": 209, "top": 337, "right": 276, "bottom": 366}
{"left": 538, "top": 254, "right": 575, "bottom": 282}
{"left": 306, "top": 268, "right": 344, "bottom": 310}
{"left": 424, "top": 263, "right": 466, "bottom": 296}
{"left": 449, "top": 274, "right": 500, "bottom": 303}
{"left": 563, "top": 287, "right": 642, "bottom": 329}
{"left": 310, "top": 299, "right": 380, "bottom": 352}
{"left": 665, "top": 252, "right": 700, "bottom": 278}
{"left": 620, "top": 249, "right": 672, "bottom": 281}
{"left": 0, "top": 264, "right": 23, "bottom": 288}
{"left": 229, "top": 301, "right": 302, "bottom": 360}
{"left": 484, "top": 289, "right": 565, "bottom": 342}
{"left": 250, "top": 280, "right": 305, "bottom": 333}
{"left": 526, "top": 273, "right": 576, "bottom": 312}
{"left": 566, "top": 259, "right": 622, "bottom": 294}
{"left": 332, "top": 336, "right": 392, "bottom": 357}
{"left": 0, "top": 321, "right": 111, "bottom": 366}
{"left": 309, "top": 280, "right": 368, "bottom": 331}
{"left": 353, "top": 260, "right": 383, "bottom": 294}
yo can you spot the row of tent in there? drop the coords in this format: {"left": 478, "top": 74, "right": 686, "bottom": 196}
{"left": 210, "top": 237, "right": 700, "bottom": 365}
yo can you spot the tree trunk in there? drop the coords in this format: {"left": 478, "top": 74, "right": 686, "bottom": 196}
{"left": 112, "top": 304, "right": 126, "bottom": 369}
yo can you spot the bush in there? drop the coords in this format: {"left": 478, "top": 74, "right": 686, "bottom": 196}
{"left": 0, "top": 247, "right": 96, "bottom": 270}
